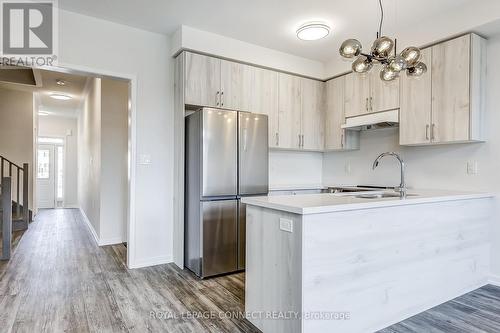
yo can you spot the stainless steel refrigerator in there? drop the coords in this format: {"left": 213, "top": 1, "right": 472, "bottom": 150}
{"left": 185, "top": 107, "right": 269, "bottom": 278}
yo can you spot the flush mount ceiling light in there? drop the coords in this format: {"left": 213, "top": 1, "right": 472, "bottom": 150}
{"left": 296, "top": 22, "right": 330, "bottom": 41}
{"left": 339, "top": 0, "right": 427, "bottom": 81}
{"left": 50, "top": 93, "right": 72, "bottom": 100}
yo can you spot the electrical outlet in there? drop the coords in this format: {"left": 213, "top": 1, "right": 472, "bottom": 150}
{"left": 467, "top": 161, "right": 478, "bottom": 175}
{"left": 279, "top": 218, "right": 293, "bottom": 233}
{"left": 345, "top": 162, "right": 351, "bottom": 175}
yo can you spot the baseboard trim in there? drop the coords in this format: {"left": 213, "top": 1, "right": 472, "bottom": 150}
{"left": 128, "top": 255, "right": 173, "bottom": 269}
{"left": 99, "top": 237, "right": 125, "bottom": 246}
{"left": 79, "top": 208, "right": 100, "bottom": 246}
{"left": 489, "top": 275, "right": 500, "bottom": 287}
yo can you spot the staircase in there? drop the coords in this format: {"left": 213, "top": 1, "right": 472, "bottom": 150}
{"left": 0, "top": 156, "right": 29, "bottom": 260}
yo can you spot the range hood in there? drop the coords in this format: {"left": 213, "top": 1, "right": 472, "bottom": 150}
{"left": 341, "top": 109, "right": 399, "bottom": 131}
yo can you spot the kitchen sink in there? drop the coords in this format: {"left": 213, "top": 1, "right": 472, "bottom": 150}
{"left": 355, "top": 192, "right": 418, "bottom": 199}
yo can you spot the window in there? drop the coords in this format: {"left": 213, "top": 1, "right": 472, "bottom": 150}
{"left": 38, "top": 137, "right": 64, "bottom": 145}
{"left": 37, "top": 149, "right": 50, "bottom": 179}
{"left": 57, "top": 146, "right": 64, "bottom": 199}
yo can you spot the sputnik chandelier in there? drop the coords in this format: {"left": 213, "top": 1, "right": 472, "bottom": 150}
{"left": 339, "top": 0, "right": 427, "bottom": 81}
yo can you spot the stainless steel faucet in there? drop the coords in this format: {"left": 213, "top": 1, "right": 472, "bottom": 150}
{"left": 372, "top": 152, "right": 406, "bottom": 196}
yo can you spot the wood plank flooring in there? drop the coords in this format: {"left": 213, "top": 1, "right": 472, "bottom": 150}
{"left": 1, "top": 208, "right": 500, "bottom": 333}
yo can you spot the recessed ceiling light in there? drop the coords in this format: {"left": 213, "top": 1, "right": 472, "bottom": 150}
{"left": 38, "top": 111, "right": 50, "bottom": 116}
{"left": 50, "top": 94, "right": 72, "bottom": 100}
{"left": 296, "top": 22, "right": 330, "bottom": 41}
{"left": 56, "top": 79, "right": 66, "bottom": 86}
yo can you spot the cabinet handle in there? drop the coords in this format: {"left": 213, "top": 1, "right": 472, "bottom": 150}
{"left": 298, "top": 134, "right": 301, "bottom": 148}
{"left": 425, "top": 124, "right": 430, "bottom": 140}
{"left": 370, "top": 97, "right": 373, "bottom": 111}
{"left": 341, "top": 132, "right": 344, "bottom": 148}
{"left": 221, "top": 91, "right": 224, "bottom": 107}
{"left": 365, "top": 98, "right": 369, "bottom": 111}
{"left": 275, "top": 132, "right": 279, "bottom": 146}
{"left": 301, "top": 135, "right": 305, "bottom": 148}
{"left": 216, "top": 91, "right": 220, "bottom": 106}
{"left": 431, "top": 124, "right": 436, "bottom": 141}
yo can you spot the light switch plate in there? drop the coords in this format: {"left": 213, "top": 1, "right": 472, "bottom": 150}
{"left": 467, "top": 161, "right": 478, "bottom": 175}
{"left": 139, "top": 154, "right": 152, "bottom": 165}
{"left": 279, "top": 218, "right": 293, "bottom": 233}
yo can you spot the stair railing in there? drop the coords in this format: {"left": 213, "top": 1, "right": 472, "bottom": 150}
{"left": 1, "top": 177, "right": 12, "bottom": 260}
{"left": 0, "top": 156, "right": 29, "bottom": 227}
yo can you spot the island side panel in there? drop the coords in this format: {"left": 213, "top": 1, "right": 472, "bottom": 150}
{"left": 301, "top": 198, "right": 492, "bottom": 333}
{"left": 245, "top": 205, "right": 303, "bottom": 333}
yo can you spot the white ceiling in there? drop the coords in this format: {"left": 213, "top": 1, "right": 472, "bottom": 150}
{"left": 37, "top": 70, "right": 88, "bottom": 118}
{"left": 58, "top": 0, "right": 476, "bottom": 62}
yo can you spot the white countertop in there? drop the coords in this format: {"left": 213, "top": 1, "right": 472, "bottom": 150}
{"left": 242, "top": 189, "right": 493, "bottom": 215}
{"left": 269, "top": 184, "right": 327, "bottom": 191}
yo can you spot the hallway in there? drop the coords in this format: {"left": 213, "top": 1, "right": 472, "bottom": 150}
{"left": 0, "top": 209, "right": 258, "bottom": 332}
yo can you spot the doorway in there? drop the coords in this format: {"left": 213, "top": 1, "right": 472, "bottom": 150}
{"left": 36, "top": 138, "right": 65, "bottom": 209}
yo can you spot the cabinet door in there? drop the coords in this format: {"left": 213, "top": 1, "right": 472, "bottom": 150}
{"left": 344, "top": 72, "right": 370, "bottom": 118}
{"left": 250, "top": 68, "right": 279, "bottom": 148}
{"left": 370, "top": 65, "right": 400, "bottom": 112}
{"left": 431, "top": 35, "right": 471, "bottom": 142}
{"left": 220, "top": 60, "right": 253, "bottom": 111}
{"left": 325, "top": 76, "right": 345, "bottom": 150}
{"left": 278, "top": 73, "right": 302, "bottom": 149}
{"left": 184, "top": 52, "right": 221, "bottom": 107}
{"left": 400, "top": 48, "right": 432, "bottom": 145}
{"left": 301, "top": 78, "right": 325, "bottom": 150}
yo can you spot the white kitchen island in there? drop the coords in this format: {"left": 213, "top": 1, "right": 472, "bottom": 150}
{"left": 242, "top": 190, "right": 493, "bottom": 333}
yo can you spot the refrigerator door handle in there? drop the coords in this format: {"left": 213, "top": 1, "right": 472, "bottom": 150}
{"left": 243, "top": 128, "right": 248, "bottom": 151}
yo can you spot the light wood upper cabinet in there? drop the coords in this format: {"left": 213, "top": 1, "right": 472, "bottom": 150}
{"left": 325, "top": 77, "right": 344, "bottom": 150}
{"left": 400, "top": 33, "right": 486, "bottom": 145}
{"left": 344, "top": 72, "right": 370, "bottom": 118}
{"left": 370, "top": 67, "right": 400, "bottom": 112}
{"left": 250, "top": 68, "right": 279, "bottom": 148}
{"left": 400, "top": 48, "right": 432, "bottom": 145}
{"left": 325, "top": 76, "right": 360, "bottom": 151}
{"left": 431, "top": 35, "right": 471, "bottom": 143}
{"left": 301, "top": 78, "right": 325, "bottom": 150}
{"left": 278, "top": 73, "right": 302, "bottom": 149}
{"left": 184, "top": 52, "right": 221, "bottom": 107}
{"left": 220, "top": 60, "right": 253, "bottom": 111}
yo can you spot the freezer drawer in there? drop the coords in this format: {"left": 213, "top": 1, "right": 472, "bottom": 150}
{"left": 202, "top": 109, "right": 238, "bottom": 198}
{"left": 202, "top": 200, "right": 238, "bottom": 277}
{"left": 239, "top": 112, "right": 269, "bottom": 195}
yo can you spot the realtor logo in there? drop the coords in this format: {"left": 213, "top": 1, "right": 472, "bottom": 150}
{"left": 2, "top": 1, "right": 53, "bottom": 54}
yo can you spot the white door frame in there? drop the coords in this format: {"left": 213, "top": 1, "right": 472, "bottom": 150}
{"left": 43, "top": 62, "right": 137, "bottom": 269}
{"left": 37, "top": 136, "right": 67, "bottom": 207}
{"left": 36, "top": 144, "right": 56, "bottom": 209}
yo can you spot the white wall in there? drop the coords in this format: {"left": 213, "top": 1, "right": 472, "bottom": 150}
{"left": 59, "top": 9, "right": 173, "bottom": 267}
{"left": 100, "top": 78, "right": 128, "bottom": 244}
{"left": 269, "top": 151, "right": 323, "bottom": 188}
{"left": 38, "top": 115, "right": 78, "bottom": 207}
{"left": 323, "top": 35, "right": 500, "bottom": 280}
{"left": 78, "top": 78, "right": 101, "bottom": 236}
{"left": 172, "top": 25, "right": 326, "bottom": 79}
{"left": 0, "top": 87, "right": 34, "bottom": 209}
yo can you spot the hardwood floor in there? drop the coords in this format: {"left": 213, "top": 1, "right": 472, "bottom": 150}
{"left": 1, "top": 208, "right": 499, "bottom": 333}
{"left": 0, "top": 209, "right": 259, "bottom": 333}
